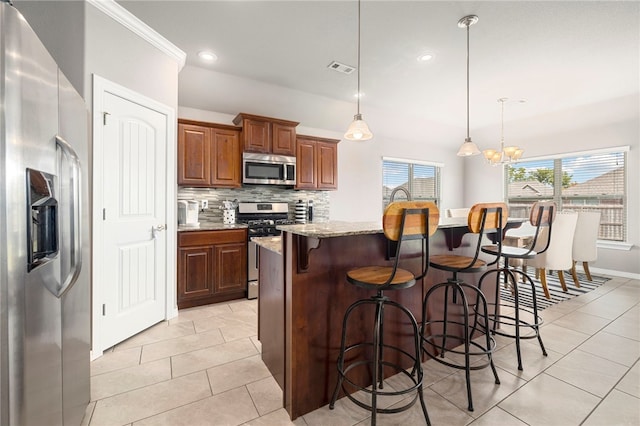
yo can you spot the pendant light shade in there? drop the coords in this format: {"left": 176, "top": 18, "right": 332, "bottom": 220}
{"left": 344, "top": 113, "right": 373, "bottom": 140}
{"left": 457, "top": 138, "right": 481, "bottom": 156}
{"left": 456, "top": 15, "right": 480, "bottom": 157}
{"left": 344, "top": 0, "right": 373, "bottom": 141}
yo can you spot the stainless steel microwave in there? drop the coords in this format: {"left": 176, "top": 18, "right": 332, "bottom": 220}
{"left": 242, "top": 152, "right": 296, "bottom": 186}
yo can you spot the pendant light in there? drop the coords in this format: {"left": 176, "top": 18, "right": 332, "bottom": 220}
{"left": 482, "top": 98, "right": 524, "bottom": 165}
{"left": 456, "top": 15, "right": 480, "bottom": 157}
{"left": 344, "top": 0, "right": 373, "bottom": 141}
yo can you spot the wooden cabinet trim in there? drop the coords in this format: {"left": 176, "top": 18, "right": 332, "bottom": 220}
{"left": 178, "top": 229, "right": 247, "bottom": 247}
{"left": 178, "top": 118, "right": 241, "bottom": 132}
{"left": 232, "top": 112, "right": 299, "bottom": 128}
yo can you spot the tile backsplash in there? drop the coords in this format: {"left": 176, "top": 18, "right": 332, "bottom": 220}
{"left": 178, "top": 186, "right": 330, "bottom": 223}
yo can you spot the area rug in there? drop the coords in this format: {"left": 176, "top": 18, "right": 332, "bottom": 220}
{"left": 499, "top": 271, "right": 610, "bottom": 311}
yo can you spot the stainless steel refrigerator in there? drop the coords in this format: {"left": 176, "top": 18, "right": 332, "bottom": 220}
{"left": 0, "top": 2, "right": 90, "bottom": 425}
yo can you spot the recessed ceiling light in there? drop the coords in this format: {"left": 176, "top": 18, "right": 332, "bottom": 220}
{"left": 353, "top": 92, "right": 365, "bottom": 99}
{"left": 198, "top": 51, "right": 218, "bottom": 62}
{"left": 417, "top": 53, "right": 433, "bottom": 62}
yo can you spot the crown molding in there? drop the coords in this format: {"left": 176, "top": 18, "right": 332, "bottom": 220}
{"left": 87, "top": 0, "right": 186, "bottom": 70}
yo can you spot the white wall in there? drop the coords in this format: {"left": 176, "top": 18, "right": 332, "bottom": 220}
{"left": 84, "top": 4, "right": 179, "bottom": 111}
{"left": 178, "top": 67, "right": 467, "bottom": 222}
{"left": 464, "top": 94, "right": 640, "bottom": 276}
{"left": 15, "top": 0, "right": 86, "bottom": 96}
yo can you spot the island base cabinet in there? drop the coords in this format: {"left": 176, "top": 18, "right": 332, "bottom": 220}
{"left": 269, "top": 229, "right": 493, "bottom": 420}
{"left": 177, "top": 230, "right": 247, "bottom": 309}
{"left": 257, "top": 246, "right": 285, "bottom": 391}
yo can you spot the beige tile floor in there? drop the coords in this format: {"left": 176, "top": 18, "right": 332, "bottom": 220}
{"left": 84, "top": 276, "right": 640, "bottom": 425}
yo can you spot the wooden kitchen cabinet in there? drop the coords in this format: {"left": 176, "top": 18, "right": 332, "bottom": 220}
{"left": 178, "top": 123, "right": 210, "bottom": 186}
{"left": 178, "top": 119, "right": 241, "bottom": 188}
{"left": 177, "top": 229, "right": 247, "bottom": 309}
{"left": 233, "top": 113, "right": 298, "bottom": 156}
{"left": 295, "top": 135, "right": 339, "bottom": 190}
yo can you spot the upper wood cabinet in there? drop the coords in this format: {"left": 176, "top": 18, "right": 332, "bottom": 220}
{"left": 233, "top": 113, "right": 298, "bottom": 156}
{"left": 178, "top": 119, "right": 241, "bottom": 188}
{"left": 178, "top": 123, "right": 211, "bottom": 186}
{"left": 295, "top": 135, "right": 340, "bottom": 190}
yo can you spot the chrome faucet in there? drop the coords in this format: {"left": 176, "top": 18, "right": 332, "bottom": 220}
{"left": 389, "top": 186, "right": 412, "bottom": 202}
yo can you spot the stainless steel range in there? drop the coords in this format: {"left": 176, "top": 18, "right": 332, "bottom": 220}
{"left": 237, "top": 202, "right": 292, "bottom": 299}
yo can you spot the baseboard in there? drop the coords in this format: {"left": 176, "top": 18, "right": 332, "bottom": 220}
{"left": 588, "top": 266, "right": 640, "bottom": 280}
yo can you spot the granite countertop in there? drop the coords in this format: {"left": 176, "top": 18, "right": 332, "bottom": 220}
{"left": 275, "top": 218, "right": 492, "bottom": 238}
{"left": 251, "top": 236, "right": 283, "bottom": 254}
{"left": 276, "top": 221, "right": 383, "bottom": 238}
{"left": 178, "top": 222, "right": 248, "bottom": 232}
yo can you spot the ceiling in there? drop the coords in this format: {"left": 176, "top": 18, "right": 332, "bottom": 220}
{"left": 117, "top": 1, "right": 639, "bottom": 139}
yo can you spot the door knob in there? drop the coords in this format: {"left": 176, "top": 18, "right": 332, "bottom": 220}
{"left": 152, "top": 224, "right": 166, "bottom": 239}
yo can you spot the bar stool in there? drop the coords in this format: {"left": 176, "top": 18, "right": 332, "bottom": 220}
{"left": 421, "top": 202, "right": 505, "bottom": 412}
{"left": 477, "top": 201, "right": 555, "bottom": 371}
{"left": 329, "top": 201, "right": 439, "bottom": 425}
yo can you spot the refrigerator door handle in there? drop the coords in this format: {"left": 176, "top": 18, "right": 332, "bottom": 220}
{"left": 56, "top": 135, "right": 83, "bottom": 297}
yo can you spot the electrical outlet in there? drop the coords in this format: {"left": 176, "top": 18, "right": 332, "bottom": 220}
{"left": 201, "top": 200, "right": 209, "bottom": 210}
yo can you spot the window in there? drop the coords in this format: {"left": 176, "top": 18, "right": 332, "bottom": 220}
{"left": 382, "top": 158, "right": 441, "bottom": 208}
{"left": 505, "top": 148, "right": 627, "bottom": 242}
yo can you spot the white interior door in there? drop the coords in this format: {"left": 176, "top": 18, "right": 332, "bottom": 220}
{"left": 94, "top": 78, "right": 173, "bottom": 352}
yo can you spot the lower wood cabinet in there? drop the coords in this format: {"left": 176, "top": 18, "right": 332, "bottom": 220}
{"left": 178, "top": 229, "right": 247, "bottom": 309}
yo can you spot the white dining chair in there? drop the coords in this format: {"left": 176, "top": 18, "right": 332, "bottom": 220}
{"left": 447, "top": 207, "right": 470, "bottom": 218}
{"left": 571, "top": 211, "right": 601, "bottom": 285}
{"left": 524, "top": 212, "right": 579, "bottom": 299}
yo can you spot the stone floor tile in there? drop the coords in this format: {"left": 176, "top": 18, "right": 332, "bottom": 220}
{"left": 429, "top": 363, "right": 525, "bottom": 417}
{"left": 242, "top": 408, "right": 297, "bottom": 426}
{"left": 578, "top": 331, "right": 640, "bottom": 367}
{"left": 90, "top": 372, "right": 211, "bottom": 426}
{"left": 115, "top": 321, "right": 195, "bottom": 349}
{"left": 498, "top": 373, "right": 600, "bottom": 426}
{"left": 91, "top": 346, "right": 141, "bottom": 376}
{"left": 582, "top": 389, "right": 640, "bottom": 426}
{"left": 171, "top": 338, "right": 258, "bottom": 377}
{"left": 545, "top": 349, "right": 629, "bottom": 397}
{"left": 91, "top": 358, "right": 171, "bottom": 401}
{"left": 141, "top": 328, "right": 225, "bottom": 363}
{"left": 469, "top": 406, "right": 528, "bottom": 425}
{"left": 616, "top": 361, "right": 640, "bottom": 398}
{"left": 207, "top": 354, "right": 271, "bottom": 395}
{"left": 133, "top": 386, "right": 258, "bottom": 426}
{"left": 246, "top": 376, "right": 284, "bottom": 416}
{"left": 550, "top": 310, "right": 611, "bottom": 335}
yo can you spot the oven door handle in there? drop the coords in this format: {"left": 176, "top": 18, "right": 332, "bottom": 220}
{"left": 255, "top": 243, "right": 259, "bottom": 269}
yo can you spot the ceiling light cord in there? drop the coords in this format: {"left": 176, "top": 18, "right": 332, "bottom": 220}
{"left": 466, "top": 21, "right": 470, "bottom": 142}
{"left": 482, "top": 98, "right": 524, "bottom": 165}
{"left": 456, "top": 15, "right": 480, "bottom": 156}
{"left": 357, "top": 0, "right": 361, "bottom": 116}
{"left": 500, "top": 98, "right": 505, "bottom": 148}
{"left": 343, "top": 0, "right": 373, "bottom": 141}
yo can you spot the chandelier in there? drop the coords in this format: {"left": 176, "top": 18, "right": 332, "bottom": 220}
{"left": 482, "top": 98, "right": 524, "bottom": 165}
{"left": 344, "top": 0, "right": 373, "bottom": 141}
{"left": 456, "top": 15, "right": 481, "bottom": 157}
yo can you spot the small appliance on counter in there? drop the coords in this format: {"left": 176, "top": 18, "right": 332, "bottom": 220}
{"left": 178, "top": 200, "right": 199, "bottom": 227}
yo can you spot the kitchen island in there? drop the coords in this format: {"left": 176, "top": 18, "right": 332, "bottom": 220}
{"left": 254, "top": 219, "right": 490, "bottom": 420}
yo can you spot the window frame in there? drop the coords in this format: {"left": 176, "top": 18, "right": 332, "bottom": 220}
{"left": 503, "top": 146, "right": 629, "bottom": 244}
{"left": 382, "top": 156, "right": 442, "bottom": 208}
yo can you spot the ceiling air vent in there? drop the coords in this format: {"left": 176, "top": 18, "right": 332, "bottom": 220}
{"left": 327, "top": 61, "right": 355, "bottom": 75}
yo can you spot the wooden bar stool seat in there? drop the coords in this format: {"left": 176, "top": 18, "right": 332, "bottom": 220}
{"left": 330, "top": 201, "right": 439, "bottom": 426}
{"left": 421, "top": 202, "right": 505, "bottom": 412}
